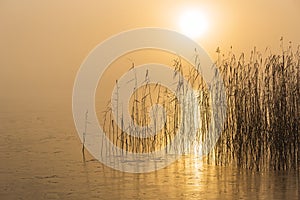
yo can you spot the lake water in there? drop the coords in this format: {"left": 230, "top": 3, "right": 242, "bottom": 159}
{"left": 0, "top": 111, "right": 299, "bottom": 199}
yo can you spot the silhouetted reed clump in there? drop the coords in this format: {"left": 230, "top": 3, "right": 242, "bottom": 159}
{"left": 212, "top": 44, "right": 300, "bottom": 171}
{"left": 100, "top": 43, "right": 299, "bottom": 171}
{"left": 101, "top": 58, "right": 211, "bottom": 155}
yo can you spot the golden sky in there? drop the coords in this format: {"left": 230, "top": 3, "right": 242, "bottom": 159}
{"left": 1, "top": 0, "right": 300, "bottom": 112}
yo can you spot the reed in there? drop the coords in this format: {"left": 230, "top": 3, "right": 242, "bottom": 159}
{"left": 213, "top": 43, "right": 299, "bottom": 171}
{"left": 99, "top": 43, "right": 299, "bottom": 171}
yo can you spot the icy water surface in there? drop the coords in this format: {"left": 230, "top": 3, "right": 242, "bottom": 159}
{"left": 0, "top": 111, "right": 299, "bottom": 199}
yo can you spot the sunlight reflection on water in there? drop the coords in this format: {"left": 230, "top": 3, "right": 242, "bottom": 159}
{"left": 0, "top": 111, "right": 299, "bottom": 199}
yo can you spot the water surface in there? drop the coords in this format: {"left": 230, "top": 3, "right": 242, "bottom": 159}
{"left": 0, "top": 111, "right": 298, "bottom": 199}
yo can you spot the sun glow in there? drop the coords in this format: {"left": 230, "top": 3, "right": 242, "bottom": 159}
{"left": 179, "top": 9, "right": 209, "bottom": 39}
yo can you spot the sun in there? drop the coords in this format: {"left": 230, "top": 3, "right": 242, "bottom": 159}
{"left": 179, "top": 9, "right": 209, "bottom": 39}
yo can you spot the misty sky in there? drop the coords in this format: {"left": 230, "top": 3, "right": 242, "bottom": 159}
{"left": 1, "top": 0, "right": 300, "bottom": 113}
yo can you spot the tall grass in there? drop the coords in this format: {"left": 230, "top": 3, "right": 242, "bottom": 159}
{"left": 212, "top": 44, "right": 300, "bottom": 171}
{"left": 99, "top": 44, "right": 299, "bottom": 171}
